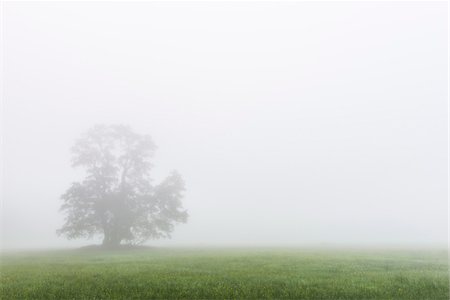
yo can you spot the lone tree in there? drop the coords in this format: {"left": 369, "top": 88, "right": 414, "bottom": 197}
{"left": 58, "top": 125, "right": 188, "bottom": 248}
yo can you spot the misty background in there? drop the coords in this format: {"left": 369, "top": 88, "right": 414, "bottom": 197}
{"left": 1, "top": 2, "right": 448, "bottom": 249}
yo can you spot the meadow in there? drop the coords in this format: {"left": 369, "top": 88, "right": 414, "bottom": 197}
{"left": 0, "top": 247, "right": 448, "bottom": 299}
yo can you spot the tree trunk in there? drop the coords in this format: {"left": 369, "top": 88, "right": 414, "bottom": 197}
{"left": 102, "top": 230, "right": 121, "bottom": 249}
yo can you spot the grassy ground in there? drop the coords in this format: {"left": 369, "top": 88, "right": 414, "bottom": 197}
{"left": 0, "top": 247, "right": 448, "bottom": 299}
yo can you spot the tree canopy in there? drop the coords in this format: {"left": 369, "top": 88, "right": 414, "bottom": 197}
{"left": 57, "top": 125, "right": 188, "bottom": 247}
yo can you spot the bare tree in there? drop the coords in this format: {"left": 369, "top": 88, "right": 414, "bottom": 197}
{"left": 57, "top": 125, "right": 188, "bottom": 248}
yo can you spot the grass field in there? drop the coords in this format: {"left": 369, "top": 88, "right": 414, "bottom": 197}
{"left": 0, "top": 247, "right": 448, "bottom": 299}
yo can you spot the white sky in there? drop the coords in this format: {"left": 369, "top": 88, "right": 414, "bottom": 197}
{"left": 1, "top": 2, "right": 448, "bottom": 249}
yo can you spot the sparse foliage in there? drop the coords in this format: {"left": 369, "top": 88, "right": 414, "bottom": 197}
{"left": 58, "top": 125, "right": 188, "bottom": 247}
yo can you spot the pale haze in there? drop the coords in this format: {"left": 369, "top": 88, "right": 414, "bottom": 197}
{"left": 1, "top": 2, "right": 448, "bottom": 249}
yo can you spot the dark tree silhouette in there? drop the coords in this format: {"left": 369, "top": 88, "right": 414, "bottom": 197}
{"left": 57, "top": 125, "right": 188, "bottom": 248}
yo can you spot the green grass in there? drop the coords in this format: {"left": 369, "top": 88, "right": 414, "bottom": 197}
{"left": 1, "top": 247, "right": 448, "bottom": 299}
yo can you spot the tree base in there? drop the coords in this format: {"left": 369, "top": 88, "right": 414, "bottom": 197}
{"left": 78, "top": 244, "right": 153, "bottom": 251}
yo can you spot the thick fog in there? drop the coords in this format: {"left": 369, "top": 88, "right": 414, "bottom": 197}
{"left": 1, "top": 2, "right": 448, "bottom": 249}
